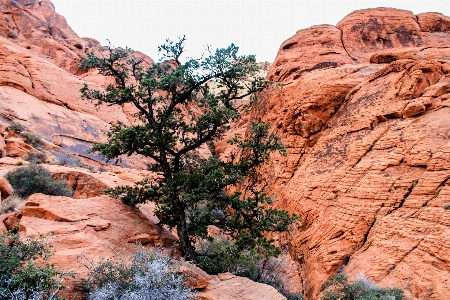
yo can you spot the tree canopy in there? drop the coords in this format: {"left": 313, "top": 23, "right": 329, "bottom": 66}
{"left": 79, "top": 37, "right": 299, "bottom": 260}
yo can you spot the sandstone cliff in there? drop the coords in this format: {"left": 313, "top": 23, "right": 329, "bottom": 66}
{"left": 0, "top": 0, "right": 153, "bottom": 168}
{"left": 253, "top": 8, "right": 450, "bottom": 300}
{"left": 1, "top": 2, "right": 450, "bottom": 299}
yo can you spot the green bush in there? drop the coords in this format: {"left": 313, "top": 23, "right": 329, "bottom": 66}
{"left": 443, "top": 203, "right": 450, "bottom": 210}
{"left": 7, "top": 122, "right": 24, "bottom": 132}
{"left": 0, "top": 231, "right": 67, "bottom": 299}
{"left": 322, "top": 273, "right": 404, "bottom": 300}
{"left": 21, "top": 132, "right": 45, "bottom": 149}
{"left": 197, "top": 239, "right": 300, "bottom": 298}
{"left": 82, "top": 247, "right": 195, "bottom": 300}
{"left": 287, "top": 294, "right": 304, "bottom": 300}
{"left": 6, "top": 164, "right": 73, "bottom": 198}
{"left": 25, "top": 151, "right": 47, "bottom": 164}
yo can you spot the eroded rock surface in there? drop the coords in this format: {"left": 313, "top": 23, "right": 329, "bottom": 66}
{"left": 247, "top": 7, "right": 450, "bottom": 300}
{"left": 197, "top": 273, "right": 286, "bottom": 300}
{"left": 19, "top": 193, "right": 178, "bottom": 296}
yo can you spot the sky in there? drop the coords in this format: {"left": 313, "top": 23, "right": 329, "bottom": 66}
{"left": 51, "top": 0, "right": 450, "bottom": 63}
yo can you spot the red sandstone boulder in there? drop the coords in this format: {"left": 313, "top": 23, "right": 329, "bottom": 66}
{"left": 197, "top": 273, "right": 286, "bottom": 300}
{"left": 337, "top": 8, "right": 450, "bottom": 62}
{"left": 268, "top": 25, "right": 355, "bottom": 82}
{"left": 0, "top": 176, "right": 14, "bottom": 199}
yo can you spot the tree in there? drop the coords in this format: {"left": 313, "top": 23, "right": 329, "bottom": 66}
{"left": 79, "top": 37, "right": 298, "bottom": 261}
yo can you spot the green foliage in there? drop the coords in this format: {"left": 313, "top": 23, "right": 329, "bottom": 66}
{"left": 0, "top": 231, "right": 67, "bottom": 299}
{"left": 197, "top": 238, "right": 302, "bottom": 298}
{"left": 21, "top": 132, "right": 45, "bottom": 149}
{"left": 6, "top": 164, "right": 73, "bottom": 198}
{"left": 287, "top": 294, "right": 304, "bottom": 300}
{"left": 197, "top": 239, "right": 263, "bottom": 279}
{"left": 25, "top": 151, "right": 47, "bottom": 164}
{"left": 443, "top": 203, "right": 450, "bottom": 210}
{"left": 322, "top": 273, "right": 404, "bottom": 300}
{"left": 81, "top": 247, "right": 195, "bottom": 300}
{"left": 80, "top": 37, "right": 298, "bottom": 261}
{"left": 8, "top": 122, "right": 24, "bottom": 132}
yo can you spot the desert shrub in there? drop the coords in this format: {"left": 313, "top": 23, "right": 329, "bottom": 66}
{"left": 50, "top": 150, "right": 94, "bottom": 172}
{"left": 286, "top": 294, "right": 304, "bottom": 300}
{"left": 7, "top": 33, "right": 18, "bottom": 39}
{"left": 15, "top": 158, "right": 25, "bottom": 166}
{"left": 0, "top": 231, "right": 67, "bottom": 299}
{"left": 197, "top": 239, "right": 262, "bottom": 279}
{"left": 82, "top": 247, "right": 195, "bottom": 300}
{"left": 197, "top": 239, "right": 299, "bottom": 298}
{"left": 5, "top": 164, "right": 73, "bottom": 198}
{"left": 25, "top": 151, "right": 47, "bottom": 164}
{"left": 321, "top": 273, "right": 404, "bottom": 300}
{"left": 97, "top": 166, "right": 106, "bottom": 173}
{"left": 50, "top": 150, "right": 81, "bottom": 167}
{"left": 7, "top": 122, "right": 24, "bottom": 132}
{"left": 443, "top": 203, "right": 450, "bottom": 210}
{"left": 0, "top": 195, "right": 26, "bottom": 214}
{"left": 21, "top": 132, "right": 45, "bottom": 149}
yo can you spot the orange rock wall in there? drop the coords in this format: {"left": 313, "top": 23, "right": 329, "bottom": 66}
{"left": 258, "top": 8, "right": 450, "bottom": 300}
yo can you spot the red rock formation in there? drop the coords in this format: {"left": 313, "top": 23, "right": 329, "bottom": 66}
{"left": 197, "top": 273, "right": 287, "bottom": 300}
{"left": 250, "top": 7, "right": 450, "bottom": 300}
{"left": 19, "top": 193, "right": 178, "bottom": 296}
{"left": 0, "top": 0, "right": 155, "bottom": 168}
{"left": 1, "top": 2, "right": 449, "bottom": 299}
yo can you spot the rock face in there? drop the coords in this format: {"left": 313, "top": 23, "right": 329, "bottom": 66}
{"left": 251, "top": 8, "right": 450, "bottom": 300}
{"left": 1, "top": 2, "right": 450, "bottom": 299}
{"left": 19, "top": 193, "right": 178, "bottom": 296}
{"left": 0, "top": 0, "right": 153, "bottom": 168}
{"left": 197, "top": 273, "right": 286, "bottom": 300}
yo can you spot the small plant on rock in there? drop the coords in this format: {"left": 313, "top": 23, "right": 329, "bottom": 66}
{"left": 0, "top": 195, "right": 26, "bottom": 214}
{"left": 25, "top": 151, "right": 47, "bottom": 164}
{"left": 7, "top": 122, "right": 24, "bottom": 132}
{"left": 50, "top": 150, "right": 81, "bottom": 167}
{"left": 80, "top": 247, "right": 196, "bottom": 300}
{"left": 50, "top": 150, "right": 94, "bottom": 172}
{"left": 5, "top": 164, "right": 73, "bottom": 198}
{"left": 321, "top": 273, "right": 404, "bottom": 300}
{"left": 443, "top": 203, "right": 450, "bottom": 210}
{"left": 21, "top": 132, "right": 45, "bottom": 149}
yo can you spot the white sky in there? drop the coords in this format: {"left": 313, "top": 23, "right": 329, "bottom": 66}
{"left": 51, "top": 0, "right": 450, "bottom": 62}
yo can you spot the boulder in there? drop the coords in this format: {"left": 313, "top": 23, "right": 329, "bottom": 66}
{"left": 3, "top": 212, "right": 21, "bottom": 231}
{"left": 179, "top": 262, "right": 212, "bottom": 289}
{"left": 337, "top": 8, "right": 450, "bottom": 62}
{"left": 197, "top": 273, "right": 286, "bottom": 300}
{"left": 0, "top": 176, "right": 14, "bottom": 199}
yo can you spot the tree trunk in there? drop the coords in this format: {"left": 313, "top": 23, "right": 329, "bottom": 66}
{"left": 177, "top": 213, "right": 197, "bottom": 262}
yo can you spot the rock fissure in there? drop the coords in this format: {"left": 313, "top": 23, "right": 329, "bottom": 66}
{"left": 338, "top": 27, "right": 360, "bottom": 63}
{"left": 12, "top": 57, "right": 34, "bottom": 89}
